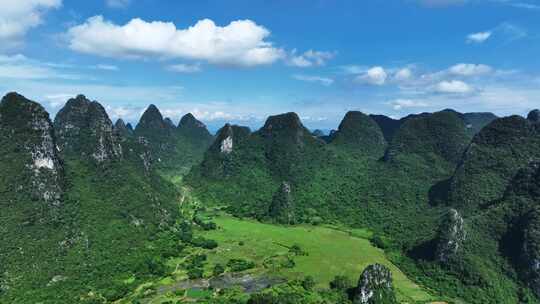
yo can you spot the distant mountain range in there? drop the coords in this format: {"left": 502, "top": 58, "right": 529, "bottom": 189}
{"left": 1, "top": 91, "right": 539, "bottom": 304}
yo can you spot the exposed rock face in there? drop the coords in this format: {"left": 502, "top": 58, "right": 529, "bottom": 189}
{"left": 355, "top": 264, "right": 397, "bottom": 304}
{"left": 212, "top": 124, "right": 251, "bottom": 155}
{"left": 528, "top": 109, "right": 540, "bottom": 124}
{"left": 0, "top": 93, "right": 63, "bottom": 205}
{"left": 137, "top": 136, "right": 153, "bottom": 174}
{"left": 331, "top": 111, "right": 387, "bottom": 156}
{"left": 268, "top": 182, "right": 295, "bottom": 225}
{"left": 220, "top": 135, "right": 233, "bottom": 154}
{"left": 200, "top": 123, "right": 251, "bottom": 178}
{"left": 54, "top": 95, "right": 121, "bottom": 162}
{"left": 436, "top": 209, "right": 466, "bottom": 263}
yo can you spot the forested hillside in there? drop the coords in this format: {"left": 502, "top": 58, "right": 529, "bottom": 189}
{"left": 2, "top": 91, "right": 539, "bottom": 304}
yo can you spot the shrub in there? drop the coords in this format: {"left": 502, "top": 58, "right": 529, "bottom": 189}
{"left": 227, "top": 259, "right": 255, "bottom": 272}
{"left": 187, "top": 268, "right": 203, "bottom": 279}
{"left": 370, "top": 234, "right": 391, "bottom": 250}
{"left": 213, "top": 263, "right": 225, "bottom": 276}
{"left": 191, "top": 237, "right": 218, "bottom": 249}
{"left": 289, "top": 244, "right": 308, "bottom": 256}
{"left": 301, "top": 276, "right": 316, "bottom": 291}
{"left": 329, "top": 275, "right": 353, "bottom": 291}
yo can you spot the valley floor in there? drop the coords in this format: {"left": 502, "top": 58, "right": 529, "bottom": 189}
{"left": 122, "top": 212, "right": 442, "bottom": 303}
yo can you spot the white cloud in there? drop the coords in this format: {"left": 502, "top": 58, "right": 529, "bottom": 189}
{"left": 0, "top": 54, "right": 84, "bottom": 80}
{"left": 390, "top": 98, "right": 429, "bottom": 110}
{"left": 67, "top": 16, "right": 285, "bottom": 67}
{"left": 288, "top": 49, "right": 335, "bottom": 67}
{"left": 167, "top": 63, "right": 202, "bottom": 73}
{"left": 355, "top": 66, "right": 387, "bottom": 86}
{"left": 434, "top": 80, "right": 474, "bottom": 94}
{"left": 0, "top": 0, "right": 62, "bottom": 49}
{"left": 394, "top": 68, "right": 414, "bottom": 82}
{"left": 106, "top": 0, "right": 130, "bottom": 8}
{"left": 293, "top": 74, "right": 334, "bottom": 86}
{"left": 467, "top": 22, "right": 527, "bottom": 45}
{"left": 448, "top": 63, "right": 493, "bottom": 76}
{"left": 466, "top": 31, "right": 492, "bottom": 43}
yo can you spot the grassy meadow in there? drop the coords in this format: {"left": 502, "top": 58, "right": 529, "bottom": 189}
{"left": 201, "top": 214, "right": 436, "bottom": 303}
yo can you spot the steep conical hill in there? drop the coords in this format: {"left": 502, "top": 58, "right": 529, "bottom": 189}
{"left": 385, "top": 110, "right": 470, "bottom": 167}
{"left": 54, "top": 95, "right": 121, "bottom": 162}
{"left": 330, "top": 111, "right": 386, "bottom": 157}
{"left": 446, "top": 115, "right": 540, "bottom": 213}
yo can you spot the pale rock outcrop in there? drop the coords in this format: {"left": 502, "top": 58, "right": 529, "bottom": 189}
{"left": 0, "top": 93, "right": 63, "bottom": 205}
{"left": 436, "top": 208, "right": 466, "bottom": 263}
{"left": 355, "top": 264, "right": 397, "bottom": 304}
{"left": 54, "top": 95, "right": 121, "bottom": 162}
{"left": 220, "top": 136, "right": 233, "bottom": 154}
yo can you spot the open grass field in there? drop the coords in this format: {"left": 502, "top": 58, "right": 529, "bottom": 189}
{"left": 201, "top": 214, "right": 437, "bottom": 303}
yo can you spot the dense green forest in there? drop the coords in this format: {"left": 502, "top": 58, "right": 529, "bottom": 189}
{"left": 1, "top": 92, "right": 540, "bottom": 303}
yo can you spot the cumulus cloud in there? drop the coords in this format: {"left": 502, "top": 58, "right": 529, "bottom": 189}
{"left": 293, "top": 74, "right": 334, "bottom": 86}
{"left": 355, "top": 66, "right": 388, "bottom": 86}
{"left": 394, "top": 68, "right": 414, "bottom": 82}
{"left": 435, "top": 80, "right": 474, "bottom": 94}
{"left": 390, "top": 99, "right": 429, "bottom": 110}
{"left": 0, "top": 0, "right": 62, "bottom": 49}
{"left": 448, "top": 63, "right": 493, "bottom": 76}
{"left": 167, "top": 63, "right": 202, "bottom": 73}
{"left": 67, "top": 16, "right": 285, "bottom": 67}
{"left": 466, "top": 31, "right": 492, "bottom": 43}
{"left": 288, "top": 49, "right": 336, "bottom": 67}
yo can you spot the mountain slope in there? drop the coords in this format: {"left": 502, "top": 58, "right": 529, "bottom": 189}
{"left": 384, "top": 110, "right": 471, "bottom": 171}
{"left": 134, "top": 107, "right": 214, "bottom": 174}
{"left": 446, "top": 112, "right": 540, "bottom": 213}
{"left": 0, "top": 93, "right": 184, "bottom": 304}
{"left": 330, "top": 111, "right": 387, "bottom": 157}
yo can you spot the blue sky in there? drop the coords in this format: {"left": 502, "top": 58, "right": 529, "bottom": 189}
{"left": 1, "top": 0, "right": 539, "bottom": 131}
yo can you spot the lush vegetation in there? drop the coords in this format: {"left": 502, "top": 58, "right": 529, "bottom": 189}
{"left": 186, "top": 108, "right": 540, "bottom": 303}
{"left": 3, "top": 91, "right": 540, "bottom": 304}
